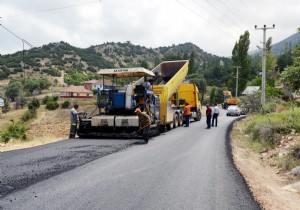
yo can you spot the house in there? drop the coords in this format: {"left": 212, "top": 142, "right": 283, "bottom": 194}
{"left": 242, "top": 86, "right": 260, "bottom": 95}
{"left": 60, "top": 86, "right": 93, "bottom": 100}
{"left": 84, "top": 79, "right": 117, "bottom": 91}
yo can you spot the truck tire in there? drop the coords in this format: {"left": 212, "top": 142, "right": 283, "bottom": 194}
{"left": 167, "top": 122, "right": 173, "bottom": 131}
{"left": 174, "top": 114, "right": 179, "bottom": 128}
{"left": 194, "top": 111, "right": 201, "bottom": 121}
{"left": 178, "top": 113, "right": 183, "bottom": 126}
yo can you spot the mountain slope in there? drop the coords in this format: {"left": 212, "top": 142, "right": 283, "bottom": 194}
{"left": 271, "top": 33, "right": 300, "bottom": 55}
{"left": 0, "top": 41, "right": 229, "bottom": 84}
{"left": 250, "top": 33, "right": 300, "bottom": 56}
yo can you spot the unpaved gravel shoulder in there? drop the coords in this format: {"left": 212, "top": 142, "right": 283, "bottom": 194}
{"left": 231, "top": 127, "right": 300, "bottom": 210}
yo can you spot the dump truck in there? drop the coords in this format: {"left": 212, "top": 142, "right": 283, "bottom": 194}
{"left": 223, "top": 90, "right": 240, "bottom": 109}
{"left": 135, "top": 60, "right": 190, "bottom": 130}
{"left": 173, "top": 83, "right": 202, "bottom": 122}
{"left": 77, "top": 60, "right": 200, "bottom": 140}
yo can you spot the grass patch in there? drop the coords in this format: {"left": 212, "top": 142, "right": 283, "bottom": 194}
{"left": 234, "top": 107, "right": 300, "bottom": 153}
{"left": 276, "top": 153, "right": 300, "bottom": 171}
{"left": 1, "top": 122, "right": 30, "bottom": 143}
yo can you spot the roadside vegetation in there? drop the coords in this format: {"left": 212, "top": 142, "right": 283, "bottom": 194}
{"left": 0, "top": 96, "right": 70, "bottom": 144}
{"left": 232, "top": 102, "right": 300, "bottom": 171}
{"left": 233, "top": 27, "right": 300, "bottom": 173}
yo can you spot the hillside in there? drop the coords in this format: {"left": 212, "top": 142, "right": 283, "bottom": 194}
{"left": 271, "top": 33, "right": 300, "bottom": 55}
{"left": 0, "top": 41, "right": 229, "bottom": 88}
{"left": 250, "top": 33, "right": 300, "bottom": 56}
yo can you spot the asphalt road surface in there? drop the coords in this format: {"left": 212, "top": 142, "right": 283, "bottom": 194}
{"left": 1, "top": 109, "right": 261, "bottom": 210}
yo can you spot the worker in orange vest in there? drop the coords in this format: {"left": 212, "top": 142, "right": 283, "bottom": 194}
{"left": 184, "top": 102, "right": 192, "bottom": 127}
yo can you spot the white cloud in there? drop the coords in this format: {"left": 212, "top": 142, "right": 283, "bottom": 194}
{"left": 1, "top": 0, "right": 300, "bottom": 57}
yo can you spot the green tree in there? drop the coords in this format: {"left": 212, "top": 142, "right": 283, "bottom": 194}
{"left": 281, "top": 28, "right": 300, "bottom": 95}
{"left": 24, "top": 79, "right": 40, "bottom": 95}
{"left": 277, "top": 54, "right": 293, "bottom": 73}
{"left": 188, "top": 51, "right": 196, "bottom": 75}
{"left": 140, "top": 60, "right": 149, "bottom": 69}
{"left": 215, "top": 88, "right": 224, "bottom": 104}
{"left": 64, "top": 72, "right": 89, "bottom": 85}
{"left": 5, "top": 81, "right": 22, "bottom": 102}
{"left": 189, "top": 76, "right": 207, "bottom": 104}
{"left": 209, "top": 86, "right": 216, "bottom": 104}
{"left": 230, "top": 31, "right": 251, "bottom": 95}
{"left": 266, "top": 37, "right": 272, "bottom": 51}
{"left": 265, "top": 51, "right": 277, "bottom": 80}
{"left": 23, "top": 78, "right": 51, "bottom": 95}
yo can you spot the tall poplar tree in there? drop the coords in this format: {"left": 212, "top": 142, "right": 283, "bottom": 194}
{"left": 188, "top": 51, "right": 196, "bottom": 75}
{"left": 229, "top": 31, "right": 251, "bottom": 95}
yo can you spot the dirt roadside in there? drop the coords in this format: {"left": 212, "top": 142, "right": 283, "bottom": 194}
{"left": 231, "top": 123, "right": 300, "bottom": 210}
{"left": 0, "top": 106, "right": 70, "bottom": 152}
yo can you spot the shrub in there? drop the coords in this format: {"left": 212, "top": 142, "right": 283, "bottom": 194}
{"left": 42, "top": 96, "right": 50, "bottom": 105}
{"left": 42, "top": 68, "right": 62, "bottom": 77}
{"left": 1, "top": 122, "right": 29, "bottom": 143}
{"left": 243, "top": 109, "right": 300, "bottom": 150}
{"left": 52, "top": 96, "right": 59, "bottom": 101}
{"left": 277, "top": 153, "right": 300, "bottom": 171}
{"left": 61, "top": 100, "right": 70, "bottom": 109}
{"left": 263, "top": 102, "right": 277, "bottom": 114}
{"left": 28, "top": 99, "right": 40, "bottom": 110}
{"left": 21, "top": 109, "right": 37, "bottom": 122}
{"left": 239, "top": 93, "right": 262, "bottom": 114}
{"left": 46, "top": 100, "right": 59, "bottom": 110}
{"left": 293, "top": 144, "right": 300, "bottom": 160}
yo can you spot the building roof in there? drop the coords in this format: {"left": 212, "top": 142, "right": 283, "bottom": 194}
{"left": 61, "top": 86, "right": 93, "bottom": 93}
{"left": 84, "top": 79, "right": 98, "bottom": 84}
{"left": 242, "top": 86, "right": 260, "bottom": 95}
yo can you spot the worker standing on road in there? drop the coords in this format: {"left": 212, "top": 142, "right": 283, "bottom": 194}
{"left": 69, "top": 104, "right": 82, "bottom": 139}
{"left": 212, "top": 103, "right": 219, "bottom": 127}
{"left": 184, "top": 102, "right": 192, "bottom": 127}
{"left": 134, "top": 108, "right": 151, "bottom": 143}
{"left": 206, "top": 104, "right": 212, "bottom": 129}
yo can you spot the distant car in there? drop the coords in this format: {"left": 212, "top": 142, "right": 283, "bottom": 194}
{"left": 226, "top": 105, "right": 241, "bottom": 116}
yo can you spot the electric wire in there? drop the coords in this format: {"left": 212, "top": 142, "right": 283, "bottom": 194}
{"left": 191, "top": 0, "right": 259, "bottom": 45}
{"left": 192, "top": 0, "right": 236, "bottom": 31}
{"left": 216, "top": 0, "right": 262, "bottom": 43}
{"left": 238, "top": 0, "right": 265, "bottom": 23}
{"left": 199, "top": 0, "right": 262, "bottom": 44}
{"left": 176, "top": 0, "right": 240, "bottom": 41}
{"left": 1, "top": 0, "right": 101, "bottom": 19}
{"left": 0, "top": 23, "right": 34, "bottom": 48}
{"left": 202, "top": 0, "right": 246, "bottom": 32}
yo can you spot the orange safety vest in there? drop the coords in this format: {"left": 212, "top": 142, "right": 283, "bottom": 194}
{"left": 184, "top": 105, "right": 191, "bottom": 116}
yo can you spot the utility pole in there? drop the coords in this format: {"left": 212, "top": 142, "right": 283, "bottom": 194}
{"left": 233, "top": 66, "right": 241, "bottom": 98}
{"left": 255, "top": 24, "right": 275, "bottom": 106}
{"left": 0, "top": 23, "right": 34, "bottom": 80}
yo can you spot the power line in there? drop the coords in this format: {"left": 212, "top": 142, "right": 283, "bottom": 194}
{"left": 0, "top": 23, "right": 34, "bottom": 80}
{"left": 238, "top": 0, "right": 265, "bottom": 23}
{"left": 192, "top": 0, "right": 242, "bottom": 35}
{"left": 0, "top": 24, "right": 34, "bottom": 48}
{"left": 176, "top": 0, "right": 240, "bottom": 40}
{"left": 1, "top": 0, "right": 101, "bottom": 19}
{"left": 203, "top": 0, "right": 246, "bottom": 32}
{"left": 216, "top": 0, "right": 262, "bottom": 43}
